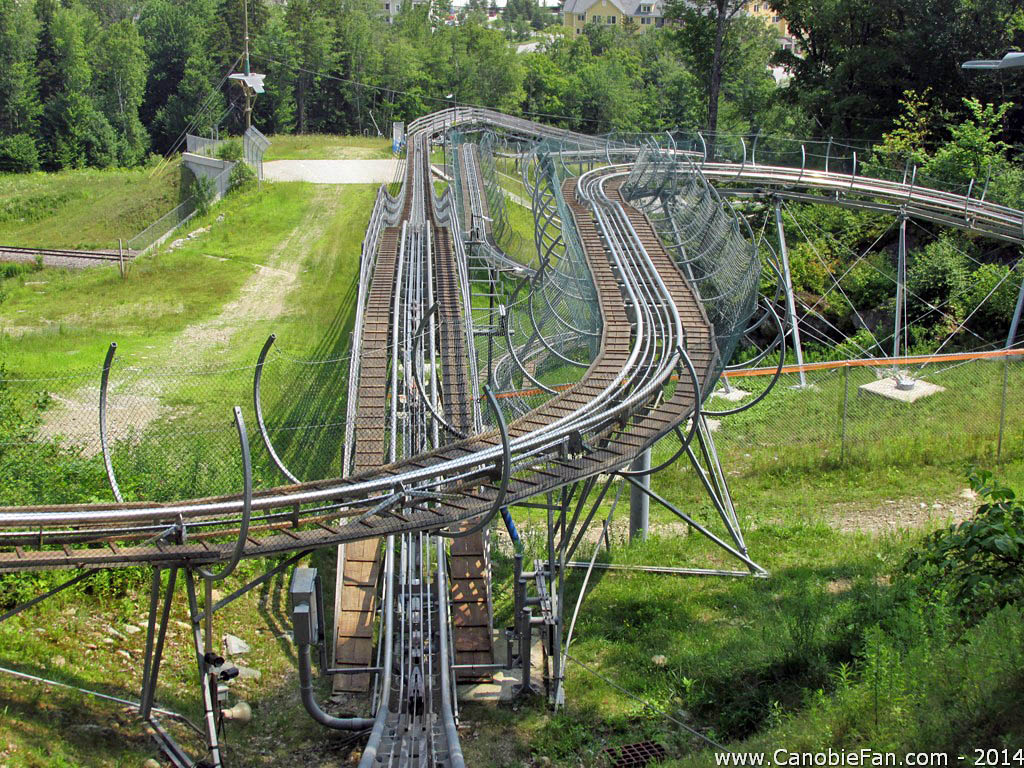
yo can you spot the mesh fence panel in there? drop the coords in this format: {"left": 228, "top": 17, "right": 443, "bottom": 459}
{"left": 0, "top": 347, "right": 359, "bottom": 504}
{"left": 700, "top": 355, "right": 1024, "bottom": 474}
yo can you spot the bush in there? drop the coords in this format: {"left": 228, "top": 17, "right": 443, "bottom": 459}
{"left": 0, "top": 133, "right": 40, "bottom": 173}
{"left": 190, "top": 174, "right": 216, "bottom": 217}
{"left": 902, "top": 468, "right": 1024, "bottom": 622}
{"left": 227, "top": 160, "right": 256, "bottom": 194}
{"left": 216, "top": 138, "right": 244, "bottom": 163}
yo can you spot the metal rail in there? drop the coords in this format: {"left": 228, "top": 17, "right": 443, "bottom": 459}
{"left": 0, "top": 244, "right": 128, "bottom": 263}
{"left": 0, "top": 122, "right": 756, "bottom": 571}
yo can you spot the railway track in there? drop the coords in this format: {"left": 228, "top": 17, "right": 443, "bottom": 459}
{"left": 0, "top": 244, "right": 129, "bottom": 267}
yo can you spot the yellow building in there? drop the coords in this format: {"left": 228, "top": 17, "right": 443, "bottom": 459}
{"left": 744, "top": 1, "right": 790, "bottom": 41}
{"left": 562, "top": 0, "right": 664, "bottom": 34}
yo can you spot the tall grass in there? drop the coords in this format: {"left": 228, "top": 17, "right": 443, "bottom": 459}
{"left": 0, "top": 164, "right": 182, "bottom": 250}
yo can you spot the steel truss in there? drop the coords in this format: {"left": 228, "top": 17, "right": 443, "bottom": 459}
{"left": 7, "top": 106, "right": 1023, "bottom": 768}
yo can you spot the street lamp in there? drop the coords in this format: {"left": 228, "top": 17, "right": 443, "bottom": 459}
{"left": 961, "top": 51, "right": 1024, "bottom": 70}
{"left": 961, "top": 51, "right": 1024, "bottom": 350}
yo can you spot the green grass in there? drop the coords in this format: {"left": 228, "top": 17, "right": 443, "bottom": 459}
{"left": 0, "top": 164, "right": 182, "bottom": 250}
{"left": 263, "top": 134, "right": 392, "bottom": 161}
{"left": 500, "top": 197, "right": 540, "bottom": 266}
{"left": 0, "top": 181, "right": 319, "bottom": 379}
{"left": 0, "top": 180, "right": 377, "bottom": 498}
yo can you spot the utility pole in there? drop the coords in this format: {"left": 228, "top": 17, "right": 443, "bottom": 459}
{"left": 243, "top": 0, "right": 251, "bottom": 130}
{"left": 229, "top": 0, "right": 264, "bottom": 133}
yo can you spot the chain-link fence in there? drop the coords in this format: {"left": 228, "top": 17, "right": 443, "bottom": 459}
{"left": 0, "top": 346, "right": 355, "bottom": 506}
{"left": 633, "top": 352, "right": 1024, "bottom": 478}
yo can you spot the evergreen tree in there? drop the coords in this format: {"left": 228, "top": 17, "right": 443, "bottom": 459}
{"left": 284, "top": 0, "right": 335, "bottom": 133}
{"left": 0, "top": 0, "right": 43, "bottom": 171}
{"left": 139, "top": 0, "right": 221, "bottom": 151}
{"left": 94, "top": 20, "right": 151, "bottom": 165}
{"left": 38, "top": 2, "right": 118, "bottom": 169}
{"left": 155, "top": 53, "right": 226, "bottom": 149}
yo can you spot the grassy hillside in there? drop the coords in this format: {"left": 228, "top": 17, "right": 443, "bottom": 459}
{"left": 264, "top": 134, "right": 392, "bottom": 161}
{"left": 0, "top": 163, "right": 182, "bottom": 250}
{"left": 1, "top": 163, "right": 1021, "bottom": 766}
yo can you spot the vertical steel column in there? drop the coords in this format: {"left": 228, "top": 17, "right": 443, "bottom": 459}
{"left": 628, "top": 449, "right": 650, "bottom": 542}
{"left": 774, "top": 200, "right": 806, "bottom": 388}
{"left": 998, "top": 358, "right": 1009, "bottom": 461}
{"left": 1005, "top": 260, "right": 1024, "bottom": 350}
{"left": 840, "top": 365, "right": 850, "bottom": 465}
{"left": 184, "top": 570, "right": 222, "bottom": 768}
{"left": 893, "top": 213, "right": 908, "bottom": 361}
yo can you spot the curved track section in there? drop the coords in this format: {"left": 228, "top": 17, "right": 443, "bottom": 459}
{"left": 5, "top": 107, "right": 1013, "bottom": 572}
{"left": 11, "top": 108, "right": 1015, "bottom": 570}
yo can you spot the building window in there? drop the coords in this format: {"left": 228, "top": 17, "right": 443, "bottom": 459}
{"left": 578, "top": 13, "right": 585, "bottom": 21}
{"left": 609, "top": 14, "right": 616, "bottom": 22}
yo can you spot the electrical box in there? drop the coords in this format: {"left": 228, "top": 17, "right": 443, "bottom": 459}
{"left": 290, "top": 567, "right": 319, "bottom": 646}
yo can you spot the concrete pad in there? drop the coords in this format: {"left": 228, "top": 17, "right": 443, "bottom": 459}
{"left": 458, "top": 633, "right": 544, "bottom": 705}
{"left": 859, "top": 376, "right": 945, "bottom": 403}
{"left": 263, "top": 158, "right": 402, "bottom": 184}
{"left": 711, "top": 386, "right": 750, "bottom": 402}
{"left": 684, "top": 417, "right": 721, "bottom": 432}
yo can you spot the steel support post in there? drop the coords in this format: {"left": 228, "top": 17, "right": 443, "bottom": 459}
{"left": 628, "top": 449, "right": 651, "bottom": 542}
{"left": 774, "top": 200, "right": 806, "bottom": 387}
{"left": 840, "top": 365, "right": 850, "bottom": 465}
{"left": 893, "top": 213, "right": 908, "bottom": 361}
{"left": 140, "top": 567, "right": 178, "bottom": 720}
{"left": 184, "top": 570, "right": 223, "bottom": 768}
{"left": 998, "top": 357, "right": 1009, "bottom": 461}
{"left": 1006, "top": 261, "right": 1024, "bottom": 350}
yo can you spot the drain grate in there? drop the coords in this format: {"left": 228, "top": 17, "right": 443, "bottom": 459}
{"left": 600, "top": 741, "right": 667, "bottom": 768}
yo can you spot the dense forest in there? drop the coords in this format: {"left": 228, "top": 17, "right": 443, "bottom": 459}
{"left": 1, "top": 0, "right": 1023, "bottom": 173}
{"left": 2, "top": 0, "right": 1024, "bottom": 352}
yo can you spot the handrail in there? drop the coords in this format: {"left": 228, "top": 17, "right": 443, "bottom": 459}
{"left": 195, "top": 407, "right": 252, "bottom": 583}
{"left": 252, "top": 334, "right": 300, "bottom": 485}
{"left": 99, "top": 342, "right": 124, "bottom": 503}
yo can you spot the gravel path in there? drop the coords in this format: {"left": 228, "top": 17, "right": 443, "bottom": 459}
{"left": 263, "top": 158, "right": 401, "bottom": 184}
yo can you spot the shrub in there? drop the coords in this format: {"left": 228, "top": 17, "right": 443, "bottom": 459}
{"left": 227, "top": 160, "right": 256, "bottom": 194}
{"left": 902, "top": 468, "right": 1024, "bottom": 622}
{"left": 216, "top": 138, "right": 244, "bottom": 163}
{"left": 0, "top": 133, "right": 40, "bottom": 173}
{"left": 191, "top": 174, "right": 216, "bottom": 217}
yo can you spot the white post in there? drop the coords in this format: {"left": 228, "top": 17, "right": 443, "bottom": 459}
{"left": 1006, "top": 257, "right": 1024, "bottom": 349}
{"left": 774, "top": 200, "right": 806, "bottom": 388}
{"left": 893, "top": 214, "right": 907, "bottom": 360}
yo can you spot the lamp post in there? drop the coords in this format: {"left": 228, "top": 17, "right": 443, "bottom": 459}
{"left": 962, "top": 51, "right": 1024, "bottom": 349}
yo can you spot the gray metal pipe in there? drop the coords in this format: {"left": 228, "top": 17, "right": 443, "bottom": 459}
{"left": 296, "top": 643, "right": 374, "bottom": 731}
{"left": 628, "top": 449, "right": 650, "bottom": 542}
{"left": 435, "top": 536, "right": 466, "bottom": 768}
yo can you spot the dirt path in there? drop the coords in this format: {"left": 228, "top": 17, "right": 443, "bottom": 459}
{"left": 176, "top": 186, "right": 338, "bottom": 356}
{"left": 823, "top": 490, "right": 975, "bottom": 534}
{"left": 38, "top": 187, "right": 340, "bottom": 451}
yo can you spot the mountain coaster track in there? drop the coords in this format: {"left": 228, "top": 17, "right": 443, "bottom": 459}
{"left": 2, "top": 107, "right": 1021, "bottom": 768}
